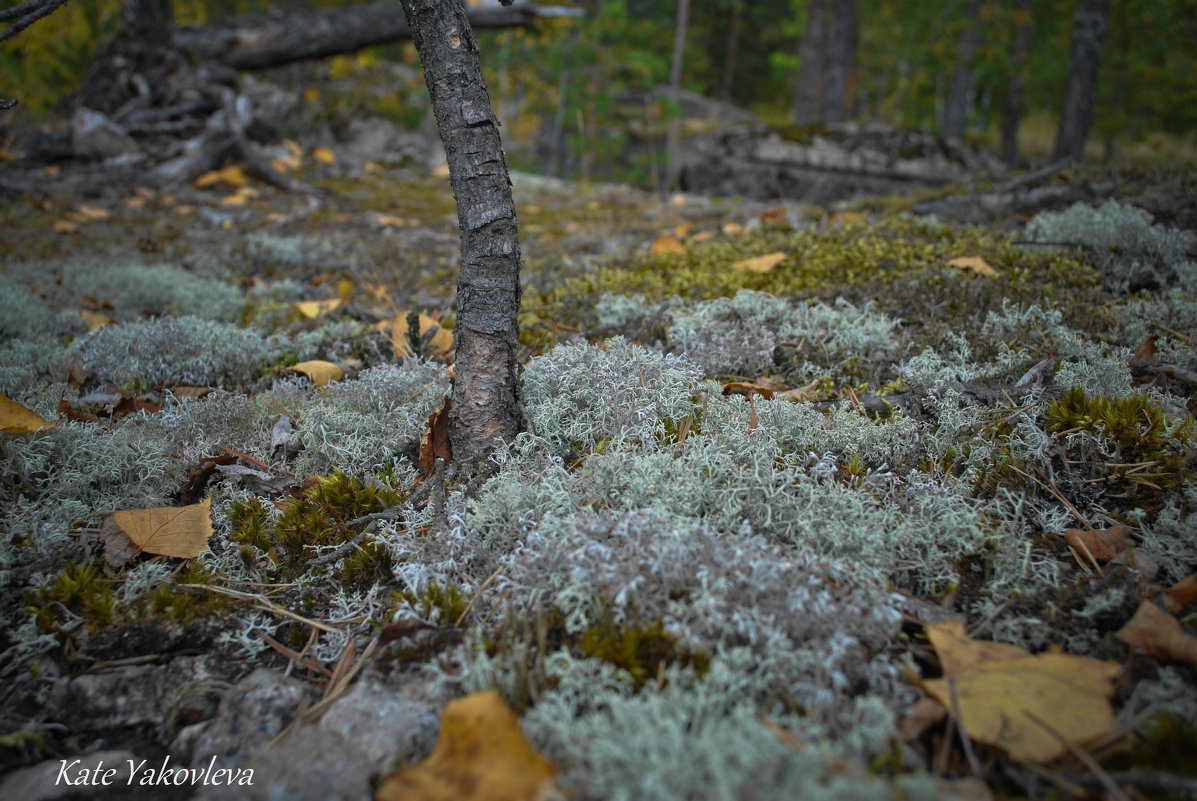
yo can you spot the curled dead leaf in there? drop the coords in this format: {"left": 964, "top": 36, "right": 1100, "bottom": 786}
{"left": 1, "top": 393, "right": 57, "bottom": 434}
{"left": 1064, "top": 524, "right": 1132, "bottom": 563}
{"left": 730, "top": 252, "right": 787, "bottom": 273}
{"left": 1161, "top": 573, "right": 1197, "bottom": 614}
{"left": 289, "top": 360, "right": 343, "bottom": 387}
{"left": 376, "top": 689, "right": 557, "bottom": 801}
{"left": 651, "top": 234, "right": 687, "bottom": 256}
{"left": 1115, "top": 600, "right": 1197, "bottom": 667}
{"left": 947, "top": 256, "right": 998, "bottom": 277}
{"left": 418, "top": 396, "right": 452, "bottom": 479}
{"left": 294, "top": 298, "right": 343, "bottom": 319}
{"left": 101, "top": 497, "right": 214, "bottom": 569}
{"left": 920, "top": 619, "right": 1120, "bottom": 762}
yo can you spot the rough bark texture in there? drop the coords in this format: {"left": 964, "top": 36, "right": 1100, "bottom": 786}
{"left": 665, "top": 0, "right": 692, "bottom": 188}
{"left": 176, "top": 1, "right": 557, "bottom": 72}
{"left": 403, "top": 0, "right": 522, "bottom": 465}
{"left": 943, "top": 0, "right": 982, "bottom": 140}
{"left": 790, "top": 0, "right": 826, "bottom": 125}
{"left": 1000, "top": 0, "right": 1032, "bottom": 165}
{"left": 1052, "top": 0, "right": 1111, "bottom": 162}
{"left": 74, "top": 0, "right": 178, "bottom": 115}
{"left": 821, "top": 0, "right": 857, "bottom": 123}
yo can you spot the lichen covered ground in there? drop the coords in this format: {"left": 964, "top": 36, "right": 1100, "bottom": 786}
{"left": 2, "top": 162, "right": 1197, "bottom": 800}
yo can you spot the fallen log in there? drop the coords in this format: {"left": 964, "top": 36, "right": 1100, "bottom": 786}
{"left": 174, "top": 1, "right": 582, "bottom": 72}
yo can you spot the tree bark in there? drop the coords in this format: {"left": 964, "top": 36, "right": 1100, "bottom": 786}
{"left": 1000, "top": 0, "right": 1032, "bottom": 165}
{"left": 821, "top": 0, "right": 858, "bottom": 123}
{"left": 790, "top": 0, "right": 827, "bottom": 125}
{"left": 176, "top": 1, "right": 569, "bottom": 72}
{"left": 402, "top": 0, "right": 522, "bottom": 465}
{"left": 942, "top": 0, "right": 982, "bottom": 140}
{"left": 74, "top": 0, "right": 179, "bottom": 115}
{"left": 1052, "top": 0, "right": 1111, "bottom": 162}
{"left": 718, "top": 0, "right": 743, "bottom": 102}
{"left": 665, "top": 0, "right": 692, "bottom": 189}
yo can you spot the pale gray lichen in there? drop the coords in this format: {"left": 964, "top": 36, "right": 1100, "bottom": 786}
{"left": 1024, "top": 200, "right": 1194, "bottom": 292}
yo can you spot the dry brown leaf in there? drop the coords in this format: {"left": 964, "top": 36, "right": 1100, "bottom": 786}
{"left": 289, "top": 360, "right": 343, "bottom": 387}
{"left": 731, "top": 252, "right": 787, "bottom": 273}
{"left": 390, "top": 312, "right": 454, "bottom": 361}
{"left": 53, "top": 219, "right": 79, "bottom": 235}
{"left": 946, "top": 256, "right": 998, "bottom": 277}
{"left": 674, "top": 221, "right": 693, "bottom": 239}
{"left": 776, "top": 378, "right": 823, "bottom": 401}
{"left": 1, "top": 393, "right": 57, "bottom": 434}
{"left": 759, "top": 206, "right": 787, "bottom": 225}
{"left": 897, "top": 696, "right": 947, "bottom": 742}
{"left": 294, "top": 299, "right": 343, "bottom": 319}
{"left": 826, "top": 211, "right": 868, "bottom": 227}
{"left": 691, "top": 230, "right": 716, "bottom": 242}
{"left": 722, "top": 222, "right": 744, "bottom": 236}
{"left": 920, "top": 619, "right": 1120, "bottom": 762}
{"left": 76, "top": 204, "right": 110, "bottom": 220}
{"left": 79, "top": 309, "right": 114, "bottom": 331}
{"left": 418, "top": 396, "right": 452, "bottom": 479}
{"left": 1064, "top": 524, "right": 1132, "bottom": 563}
{"left": 376, "top": 690, "right": 556, "bottom": 801}
{"left": 102, "top": 497, "right": 214, "bottom": 568}
{"left": 1115, "top": 600, "right": 1197, "bottom": 667}
{"left": 1162, "top": 573, "right": 1197, "bottom": 613}
{"left": 721, "top": 382, "right": 776, "bottom": 400}
{"left": 651, "top": 234, "right": 687, "bottom": 256}
{"left": 1131, "top": 335, "right": 1157, "bottom": 363}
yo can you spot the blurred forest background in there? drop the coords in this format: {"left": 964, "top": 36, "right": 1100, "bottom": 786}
{"left": 2, "top": 0, "right": 1195, "bottom": 185}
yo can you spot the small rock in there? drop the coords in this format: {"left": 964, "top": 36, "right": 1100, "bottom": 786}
{"left": 72, "top": 107, "right": 140, "bottom": 161}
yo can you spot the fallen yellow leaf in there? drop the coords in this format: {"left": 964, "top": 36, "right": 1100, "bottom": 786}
{"left": 53, "top": 220, "right": 80, "bottom": 235}
{"left": 101, "top": 496, "right": 214, "bottom": 567}
{"left": 651, "top": 235, "right": 687, "bottom": 256}
{"left": 76, "top": 204, "right": 110, "bottom": 220}
{"left": 921, "top": 620, "right": 1119, "bottom": 763}
{"left": 431, "top": 163, "right": 451, "bottom": 178}
{"left": 290, "top": 360, "right": 343, "bottom": 387}
{"left": 79, "top": 309, "right": 114, "bottom": 332}
{"left": 1, "top": 393, "right": 57, "bottom": 434}
{"left": 390, "top": 312, "right": 454, "bottom": 361}
{"left": 722, "top": 222, "right": 744, "bottom": 236}
{"left": 731, "top": 252, "right": 787, "bottom": 273}
{"left": 674, "top": 221, "right": 693, "bottom": 239}
{"left": 294, "top": 298, "right": 343, "bottom": 319}
{"left": 826, "top": 211, "right": 868, "bottom": 227}
{"left": 1116, "top": 600, "right": 1197, "bottom": 667}
{"left": 946, "top": 256, "right": 998, "bottom": 277}
{"left": 312, "top": 146, "right": 336, "bottom": 165}
{"left": 376, "top": 690, "right": 557, "bottom": 801}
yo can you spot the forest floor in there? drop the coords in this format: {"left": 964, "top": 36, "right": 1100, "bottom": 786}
{"left": 1, "top": 152, "right": 1197, "bottom": 801}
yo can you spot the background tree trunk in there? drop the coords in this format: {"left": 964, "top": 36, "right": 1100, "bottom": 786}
{"left": 665, "top": 0, "right": 692, "bottom": 189}
{"left": 402, "top": 0, "right": 522, "bottom": 465}
{"left": 718, "top": 0, "right": 743, "bottom": 102}
{"left": 74, "top": 0, "right": 177, "bottom": 115}
{"left": 943, "top": 0, "right": 982, "bottom": 140}
{"left": 821, "top": 0, "right": 858, "bottom": 123}
{"left": 790, "top": 0, "right": 826, "bottom": 125}
{"left": 1000, "top": 0, "right": 1032, "bottom": 165}
{"left": 1052, "top": 0, "right": 1111, "bottom": 162}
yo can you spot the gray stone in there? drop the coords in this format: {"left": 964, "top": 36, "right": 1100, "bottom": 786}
{"left": 71, "top": 107, "right": 141, "bottom": 160}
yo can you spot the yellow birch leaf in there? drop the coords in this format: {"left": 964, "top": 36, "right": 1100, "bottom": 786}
{"left": 431, "top": 163, "right": 450, "bottom": 177}
{"left": 691, "top": 230, "right": 716, "bottom": 242}
{"left": 651, "top": 235, "right": 687, "bottom": 256}
{"left": 674, "top": 221, "right": 693, "bottom": 239}
{"left": 312, "top": 146, "right": 336, "bottom": 164}
{"left": 731, "top": 252, "right": 787, "bottom": 273}
{"left": 76, "top": 204, "right": 110, "bottom": 220}
{"left": 193, "top": 170, "right": 220, "bottom": 189}
{"left": 722, "top": 222, "right": 744, "bottom": 236}
{"left": 376, "top": 214, "right": 407, "bottom": 228}
{"left": 921, "top": 620, "right": 1119, "bottom": 763}
{"left": 79, "top": 309, "right": 114, "bottom": 331}
{"left": 390, "top": 313, "right": 454, "bottom": 360}
{"left": 294, "top": 298, "right": 343, "bottom": 319}
{"left": 53, "top": 220, "right": 80, "bottom": 235}
{"left": 290, "top": 360, "right": 343, "bottom": 387}
{"left": 946, "top": 256, "right": 998, "bottom": 277}
{"left": 103, "top": 496, "right": 214, "bottom": 565}
{"left": 1, "top": 393, "right": 57, "bottom": 434}
{"left": 376, "top": 690, "right": 557, "bottom": 801}
{"left": 826, "top": 211, "right": 868, "bottom": 227}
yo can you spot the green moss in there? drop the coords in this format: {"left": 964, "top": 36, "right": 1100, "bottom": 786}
{"left": 395, "top": 580, "right": 468, "bottom": 626}
{"left": 26, "top": 562, "right": 116, "bottom": 635}
{"left": 144, "top": 562, "right": 230, "bottom": 621}
{"left": 229, "top": 470, "right": 403, "bottom": 583}
{"left": 577, "top": 614, "right": 710, "bottom": 688}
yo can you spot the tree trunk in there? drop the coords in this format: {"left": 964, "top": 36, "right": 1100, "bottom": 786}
{"left": 718, "top": 0, "right": 743, "bottom": 102}
{"left": 175, "top": 1, "right": 565, "bottom": 72}
{"left": 790, "top": 0, "right": 827, "bottom": 125}
{"left": 665, "top": 0, "right": 691, "bottom": 189}
{"left": 943, "top": 0, "right": 982, "bottom": 140}
{"left": 821, "top": 0, "right": 858, "bottom": 123}
{"left": 1000, "top": 0, "right": 1032, "bottom": 165}
{"left": 74, "top": 0, "right": 178, "bottom": 115}
{"left": 402, "top": 0, "right": 522, "bottom": 465}
{"left": 1052, "top": 0, "right": 1111, "bottom": 162}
